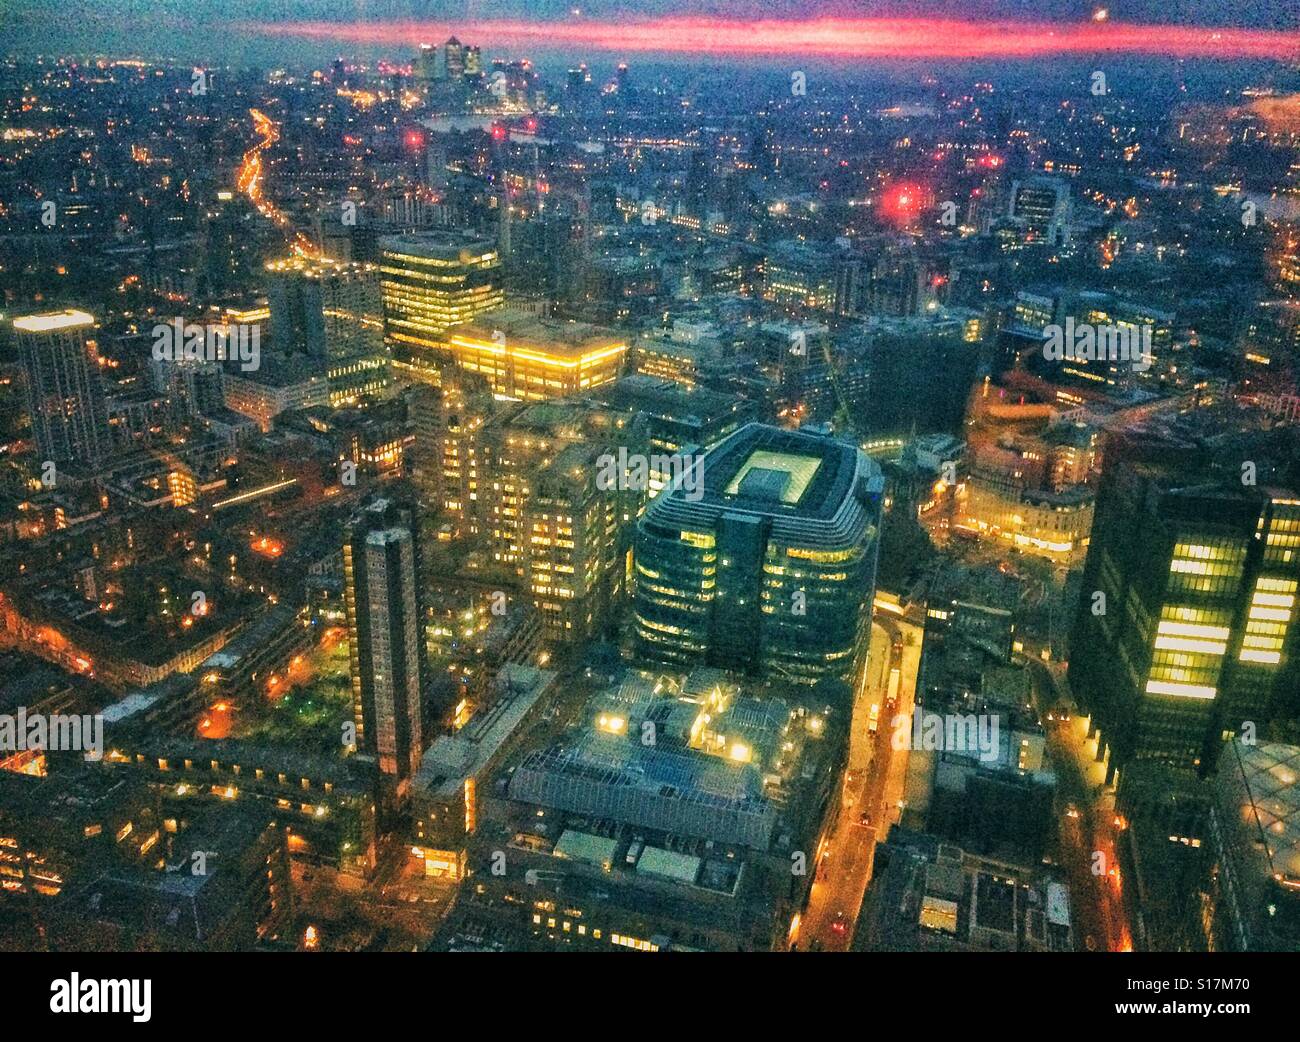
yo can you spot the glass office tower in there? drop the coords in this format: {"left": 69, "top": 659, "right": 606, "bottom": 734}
{"left": 633, "top": 423, "right": 884, "bottom": 691}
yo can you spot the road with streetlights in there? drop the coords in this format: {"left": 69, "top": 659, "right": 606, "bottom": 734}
{"left": 1023, "top": 655, "right": 1133, "bottom": 952}
{"left": 793, "top": 604, "right": 922, "bottom": 951}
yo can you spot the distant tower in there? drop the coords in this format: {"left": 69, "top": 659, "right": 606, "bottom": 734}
{"left": 499, "top": 181, "right": 512, "bottom": 258}
{"left": 1008, "top": 177, "right": 1072, "bottom": 246}
{"left": 416, "top": 42, "right": 439, "bottom": 84}
{"left": 344, "top": 495, "right": 429, "bottom": 802}
{"left": 14, "top": 309, "right": 111, "bottom": 467}
{"left": 444, "top": 37, "right": 465, "bottom": 79}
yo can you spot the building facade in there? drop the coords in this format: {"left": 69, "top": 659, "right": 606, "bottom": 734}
{"left": 378, "top": 231, "right": 504, "bottom": 370}
{"left": 266, "top": 256, "right": 390, "bottom": 406}
{"left": 15, "top": 309, "right": 111, "bottom": 467}
{"left": 634, "top": 423, "right": 884, "bottom": 689}
{"left": 343, "top": 496, "right": 429, "bottom": 801}
{"left": 1069, "top": 440, "right": 1300, "bottom": 794}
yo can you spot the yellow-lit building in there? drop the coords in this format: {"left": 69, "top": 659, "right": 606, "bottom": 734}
{"left": 961, "top": 479, "right": 1095, "bottom": 564}
{"left": 449, "top": 309, "right": 627, "bottom": 400}
{"left": 524, "top": 444, "right": 626, "bottom": 643}
{"left": 633, "top": 339, "right": 701, "bottom": 387}
{"left": 13, "top": 309, "right": 111, "bottom": 466}
{"left": 407, "top": 371, "right": 494, "bottom": 538}
{"left": 477, "top": 400, "right": 641, "bottom": 643}
{"left": 379, "top": 231, "right": 504, "bottom": 368}
{"left": 1070, "top": 444, "right": 1300, "bottom": 790}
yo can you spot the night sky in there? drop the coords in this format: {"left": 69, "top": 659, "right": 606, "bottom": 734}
{"left": 2, "top": 1, "right": 1298, "bottom": 65}
{"left": 6, "top": 0, "right": 1299, "bottom": 25}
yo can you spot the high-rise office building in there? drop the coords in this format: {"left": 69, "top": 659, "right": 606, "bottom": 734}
{"left": 863, "top": 251, "right": 930, "bottom": 318}
{"left": 447, "top": 308, "right": 627, "bottom": 401}
{"left": 477, "top": 399, "right": 643, "bottom": 643}
{"left": 415, "top": 42, "right": 439, "bottom": 87}
{"left": 463, "top": 45, "right": 482, "bottom": 78}
{"left": 415, "top": 38, "right": 471, "bottom": 87}
{"left": 862, "top": 311, "right": 983, "bottom": 436}
{"left": 265, "top": 257, "right": 390, "bottom": 406}
{"left": 1008, "top": 177, "right": 1072, "bottom": 246}
{"left": 343, "top": 496, "right": 429, "bottom": 801}
{"left": 1069, "top": 436, "right": 1300, "bottom": 795}
{"left": 406, "top": 368, "right": 493, "bottom": 538}
{"left": 1016, "top": 287, "right": 1173, "bottom": 391}
{"left": 633, "top": 423, "right": 884, "bottom": 689}
{"left": 378, "top": 232, "right": 504, "bottom": 371}
{"left": 443, "top": 37, "right": 465, "bottom": 79}
{"left": 15, "top": 308, "right": 111, "bottom": 467}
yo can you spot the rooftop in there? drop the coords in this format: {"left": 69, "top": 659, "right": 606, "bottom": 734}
{"left": 725, "top": 449, "right": 823, "bottom": 506}
{"left": 414, "top": 665, "right": 556, "bottom": 800}
{"left": 645, "top": 423, "right": 883, "bottom": 543}
{"left": 1226, "top": 741, "right": 1300, "bottom": 886}
{"left": 378, "top": 230, "right": 499, "bottom": 261}
{"left": 455, "top": 308, "right": 626, "bottom": 360}
{"left": 14, "top": 309, "right": 95, "bottom": 333}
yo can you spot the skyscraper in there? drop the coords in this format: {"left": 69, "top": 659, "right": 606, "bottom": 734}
{"left": 477, "top": 399, "right": 644, "bottom": 643}
{"left": 523, "top": 442, "right": 628, "bottom": 644}
{"left": 1008, "top": 176, "right": 1072, "bottom": 246}
{"left": 1069, "top": 436, "right": 1300, "bottom": 797}
{"left": 633, "top": 423, "right": 884, "bottom": 690}
{"left": 407, "top": 367, "right": 493, "bottom": 538}
{"left": 377, "top": 231, "right": 504, "bottom": 372}
{"left": 343, "top": 496, "right": 429, "bottom": 801}
{"left": 14, "top": 308, "right": 111, "bottom": 467}
{"left": 265, "top": 257, "right": 390, "bottom": 406}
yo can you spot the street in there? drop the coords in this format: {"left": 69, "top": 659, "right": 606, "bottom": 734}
{"left": 1023, "top": 656, "right": 1134, "bottom": 952}
{"left": 793, "top": 604, "right": 922, "bottom": 951}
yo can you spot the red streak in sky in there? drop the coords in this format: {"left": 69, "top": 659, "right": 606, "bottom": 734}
{"left": 235, "top": 17, "right": 1300, "bottom": 60}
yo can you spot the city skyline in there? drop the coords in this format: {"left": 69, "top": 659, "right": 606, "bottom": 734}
{"left": 1, "top": 0, "right": 1299, "bottom": 981}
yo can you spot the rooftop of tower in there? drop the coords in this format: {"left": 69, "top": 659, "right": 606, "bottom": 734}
{"left": 377, "top": 229, "right": 499, "bottom": 261}
{"left": 13, "top": 308, "right": 95, "bottom": 333}
{"left": 679, "top": 422, "right": 874, "bottom": 521}
{"left": 724, "top": 448, "right": 824, "bottom": 506}
{"left": 641, "top": 423, "right": 885, "bottom": 555}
